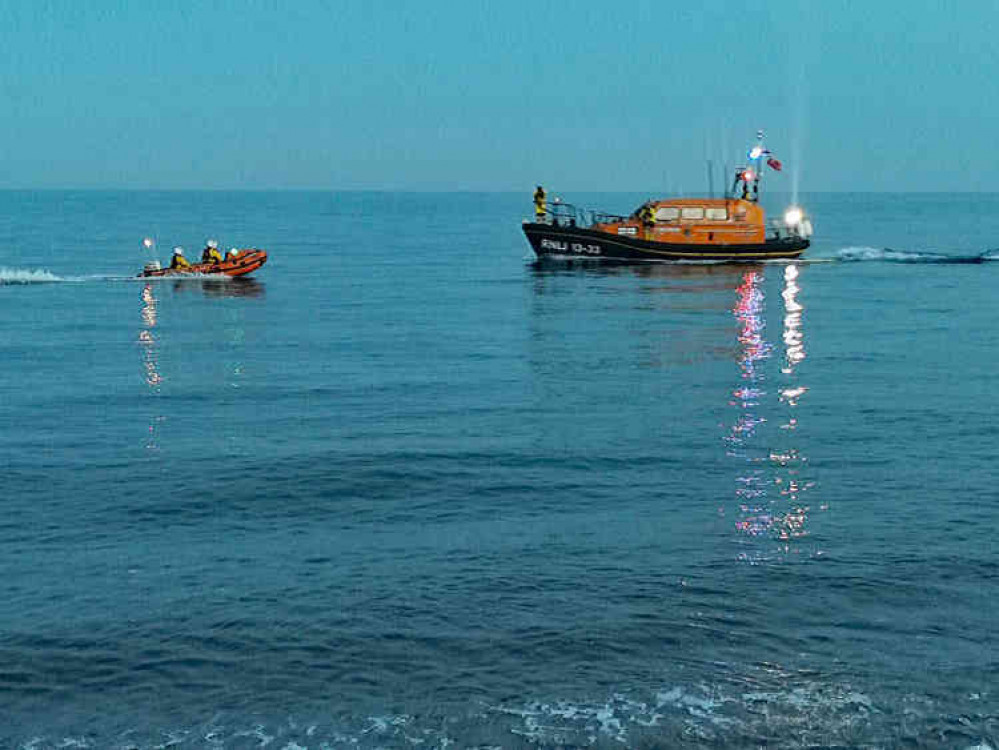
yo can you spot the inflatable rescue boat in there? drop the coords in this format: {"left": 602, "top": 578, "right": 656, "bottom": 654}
{"left": 139, "top": 249, "right": 268, "bottom": 278}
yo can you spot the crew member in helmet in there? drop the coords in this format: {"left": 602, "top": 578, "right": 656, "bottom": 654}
{"left": 170, "top": 247, "right": 191, "bottom": 269}
{"left": 201, "top": 239, "right": 223, "bottom": 264}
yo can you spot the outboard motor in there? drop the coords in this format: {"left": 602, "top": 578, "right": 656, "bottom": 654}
{"left": 144, "top": 260, "right": 161, "bottom": 273}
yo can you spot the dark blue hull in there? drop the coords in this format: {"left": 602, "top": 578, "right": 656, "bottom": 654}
{"left": 523, "top": 222, "right": 808, "bottom": 262}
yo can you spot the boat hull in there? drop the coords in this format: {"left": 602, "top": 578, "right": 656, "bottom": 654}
{"left": 523, "top": 223, "right": 808, "bottom": 262}
{"left": 139, "top": 249, "right": 268, "bottom": 278}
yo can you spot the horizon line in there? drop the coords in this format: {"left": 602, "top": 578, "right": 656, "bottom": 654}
{"left": 1, "top": 188, "right": 998, "bottom": 195}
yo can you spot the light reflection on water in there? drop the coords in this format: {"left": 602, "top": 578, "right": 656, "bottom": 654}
{"left": 781, "top": 264, "right": 805, "bottom": 373}
{"left": 136, "top": 281, "right": 255, "bottom": 456}
{"left": 728, "top": 265, "right": 819, "bottom": 560}
{"left": 138, "top": 283, "right": 165, "bottom": 451}
{"left": 171, "top": 277, "right": 266, "bottom": 298}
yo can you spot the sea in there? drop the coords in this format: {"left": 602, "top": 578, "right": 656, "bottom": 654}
{"left": 1, "top": 190, "right": 997, "bottom": 749}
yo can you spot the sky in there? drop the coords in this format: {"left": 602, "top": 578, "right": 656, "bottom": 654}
{"left": 1, "top": 0, "right": 997, "bottom": 191}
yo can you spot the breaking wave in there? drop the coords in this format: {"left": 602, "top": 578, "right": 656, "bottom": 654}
{"left": 835, "top": 246, "right": 999, "bottom": 264}
{"left": 9, "top": 677, "right": 997, "bottom": 749}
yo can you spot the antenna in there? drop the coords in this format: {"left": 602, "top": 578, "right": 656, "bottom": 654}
{"left": 707, "top": 160, "right": 714, "bottom": 198}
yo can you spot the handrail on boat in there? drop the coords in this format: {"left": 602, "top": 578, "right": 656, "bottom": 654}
{"left": 536, "top": 201, "right": 627, "bottom": 228}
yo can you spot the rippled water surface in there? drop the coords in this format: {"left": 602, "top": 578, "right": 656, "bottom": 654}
{"left": 1, "top": 191, "right": 997, "bottom": 748}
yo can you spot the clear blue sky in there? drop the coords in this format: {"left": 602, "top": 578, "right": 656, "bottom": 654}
{"left": 2, "top": 0, "right": 997, "bottom": 191}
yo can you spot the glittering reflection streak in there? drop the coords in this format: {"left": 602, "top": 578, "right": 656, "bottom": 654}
{"left": 727, "top": 270, "right": 770, "bottom": 456}
{"left": 734, "top": 271, "right": 770, "bottom": 384}
{"left": 139, "top": 284, "right": 161, "bottom": 390}
{"left": 727, "top": 270, "right": 772, "bottom": 544}
{"left": 727, "top": 266, "right": 819, "bottom": 558}
{"left": 781, "top": 264, "right": 805, "bottom": 373}
{"left": 772, "top": 264, "right": 818, "bottom": 550}
{"left": 138, "top": 283, "right": 165, "bottom": 451}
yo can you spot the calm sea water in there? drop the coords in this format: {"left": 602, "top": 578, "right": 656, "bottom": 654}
{"left": 1, "top": 191, "right": 997, "bottom": 749}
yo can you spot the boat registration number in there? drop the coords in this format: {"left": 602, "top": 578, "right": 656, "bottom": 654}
{"left": 541, "top": 238, "right": 602, "bottom": 256}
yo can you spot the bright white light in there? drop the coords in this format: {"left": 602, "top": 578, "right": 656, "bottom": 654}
{"left": 784, "top": 207, "right": 804, "bottom": 226}
{"left": 143, "top": 237, "right": 154, "bottom": 249}
{"left": 749, "top": 146, "right": 764, "bottom": 159}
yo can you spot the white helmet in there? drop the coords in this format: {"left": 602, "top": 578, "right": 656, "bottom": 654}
{"left": 207, "top": 239, "right": 218, "bottom": 249}
{"left": 173, "top": 246, "right": 184, "bottom": 255}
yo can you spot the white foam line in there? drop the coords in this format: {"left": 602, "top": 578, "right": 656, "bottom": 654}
{"left": 0, "top": 269, "right": 247, "bottom": 286}
{"left": 0, "top": 267, "right": 66, "bottom": 284}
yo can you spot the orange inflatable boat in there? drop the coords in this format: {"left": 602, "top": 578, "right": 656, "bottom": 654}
{"left": 139, "top": 249, "right": 268, "bottom": 278}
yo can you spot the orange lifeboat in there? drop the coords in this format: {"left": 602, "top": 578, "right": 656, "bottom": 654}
{"left": 524, "top": 136, "right": 812, "bottom": 262}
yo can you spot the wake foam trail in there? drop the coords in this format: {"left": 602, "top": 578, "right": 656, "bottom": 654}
{"left": 0, "top": 269, "right": 164, "bottom": 285}
{"left": 0, "top": 267, "right": 65, "bottom": 284}
{"left": 836, "top": 246, "right": 999, "bottom": 264}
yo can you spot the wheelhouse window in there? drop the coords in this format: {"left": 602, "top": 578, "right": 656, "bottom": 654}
{"left": 680, "top": 207, "right": 704, "bottom": 220}
{"left": 705, "top": 207, "right": 728, "bottom": 220}
{"left": 655, "top": 206, "right": 680, "bottom": 221}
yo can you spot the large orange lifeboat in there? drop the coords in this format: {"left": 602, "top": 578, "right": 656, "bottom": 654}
{"left": 524, "top": 135, "right": 812, "bottom": 262}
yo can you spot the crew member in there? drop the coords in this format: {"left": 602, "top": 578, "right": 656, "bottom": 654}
{"left": 640, "top": 203, "right": 656, "bottom": 227}
{"left": 533, "top": 186, "right": 546, "bottom": 221}
{"left": 201, "top": 239, "right": 223, "bottom": 264}
{"left": 170, "top": 247, "right": 190, "bottom": 269}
